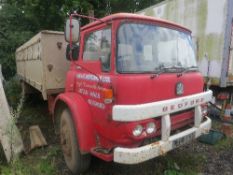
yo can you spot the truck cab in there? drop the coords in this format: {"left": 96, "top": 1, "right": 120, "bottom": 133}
{"left": 54, "top": 13, "right": 212, "bottom": 174}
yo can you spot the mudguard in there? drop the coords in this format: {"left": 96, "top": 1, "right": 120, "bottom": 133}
{"left": 54, "top": 92, "right": 96, "bottom": 153}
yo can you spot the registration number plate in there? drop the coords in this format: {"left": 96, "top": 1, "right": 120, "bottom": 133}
{"left": 172, "top": 132, "right": 195, "bottom": 148}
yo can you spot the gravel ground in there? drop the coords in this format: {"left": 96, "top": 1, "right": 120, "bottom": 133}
{"left": 197, "top": 142, "right": 233, "bottom": 175}
{"left": 174, "top": 137, "right": 233, "bottom": 175}
{"left": 204, "top": 149, "right": 233, "bottom": 175}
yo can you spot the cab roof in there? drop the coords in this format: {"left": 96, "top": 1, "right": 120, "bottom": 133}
{"left": 81, "top": 13, "right": 191, "bottom": 33}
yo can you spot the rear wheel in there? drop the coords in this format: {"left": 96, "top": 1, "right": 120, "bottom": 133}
{"left": 59, "top": 108, "right": 91, "bottom": 174}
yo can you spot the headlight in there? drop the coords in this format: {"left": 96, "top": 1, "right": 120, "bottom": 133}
{"left": 146, "top": 122, "right": 156, "bottom": 134}
{"left": 132, "top": 125, "right": 143, "bottom": 137}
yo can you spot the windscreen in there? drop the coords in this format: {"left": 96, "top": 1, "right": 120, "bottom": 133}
{"left": 117, "top": 23, "right": 197, "bottom": 73}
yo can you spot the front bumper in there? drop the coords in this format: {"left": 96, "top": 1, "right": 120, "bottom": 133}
{"left": 112, "top": 90, "right": 213, "bottom": 164}
{"left": 114, "top": 117, "right": 211, "bottom": 164}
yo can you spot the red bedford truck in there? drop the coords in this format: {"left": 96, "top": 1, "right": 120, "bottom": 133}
{"left": 16, "top": 13, "right": 212, "bottom": 174}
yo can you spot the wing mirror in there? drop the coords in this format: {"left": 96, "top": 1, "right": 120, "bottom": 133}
{"left": 65, "top": 17, "right": 80, "bottom": 43}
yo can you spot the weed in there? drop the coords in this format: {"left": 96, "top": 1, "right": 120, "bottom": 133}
{"left": 3, "top": 77, "right": 22, "bottom": 109}
{"left": 164, "top": 169, "right": 184, "bottom": 175}
{"left": 161, "top": 149, "right": 206, "bottom": 175}
{"left": 4, "top": 77, "right": 25, "bottom": 161}
{"left": 0, "top": 158, "right": 31, "bottom": 175}
{"left": 35, "top": 159, "right": 56, "bottom": 175}
{"left": 212, "top": 120, "right": 233, "bottom": 151}
{"left": 0, "top": 147, "right": 59, "bottom": 175}
{"left": 214, "top": 136, "right": 233, "bottom": 151}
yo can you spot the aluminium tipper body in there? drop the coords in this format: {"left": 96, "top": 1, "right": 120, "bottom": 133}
{"left": 16, "top": 30, "right": 70, "bottom": 100}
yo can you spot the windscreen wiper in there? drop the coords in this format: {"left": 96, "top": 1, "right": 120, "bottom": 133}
{"left": 164, "top": 66, "right": 186, "bottom": 72}
{"left": 177, "top": 66, "right": 199, "bottom": 77}
{"left": 150, "top": 66, "right": 167, "bottom": 79}
{"left": 150, "top": 65, "right": 198, "bottom": 79}
{"left": 179, "top": 66, "right": 198, "bottom": 73}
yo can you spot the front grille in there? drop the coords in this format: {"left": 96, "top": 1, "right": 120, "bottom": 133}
{"left": 170, "top": 108, "right": 194, "bottom": 133}
{"left": 170, "top": 108, "right": 195, "bottom": 117}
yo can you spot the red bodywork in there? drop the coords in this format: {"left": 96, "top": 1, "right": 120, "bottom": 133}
{"left": 54, "top": 13, "right": 204, "bottom": 161}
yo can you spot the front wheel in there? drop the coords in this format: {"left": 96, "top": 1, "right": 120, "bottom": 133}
{"left": 59, "top": 108, "right": 91, "bottom": 174}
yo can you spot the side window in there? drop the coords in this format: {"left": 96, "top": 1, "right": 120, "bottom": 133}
{"left": 83, "top": 28, "right": 111, "bottom": 71}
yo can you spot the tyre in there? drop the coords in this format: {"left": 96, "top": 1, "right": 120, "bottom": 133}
{"left": 59, "top": 108, "right": 91, "bottom": 174}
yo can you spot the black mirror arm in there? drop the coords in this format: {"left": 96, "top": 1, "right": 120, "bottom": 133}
{"left": 66, "top": 44, "right": 79, "bottom": 61}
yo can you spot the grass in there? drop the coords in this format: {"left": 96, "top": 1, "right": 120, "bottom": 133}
{"left": 160, "top": 150, "right": 206, "bottom": 175}
{"left": 214, "top": 133, "right": 233, "bottom": 151}
{"left": 0, "top": 77, "right": 59, "bottom": 175}
{"left": 0, "top": 146, "right": 59, "bottom": 175}
{"left": 0, "top": 159, "right": 30, "bottom": 175}
{"left": 211, "top": 119, "right": 233, "bottom": 151}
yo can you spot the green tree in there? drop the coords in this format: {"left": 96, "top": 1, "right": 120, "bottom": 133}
{"left": 0, "top": 3, "right": 33, "bottom": 78}
{"left": 0, "top": 0, "right": 164, "bottom": 79}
